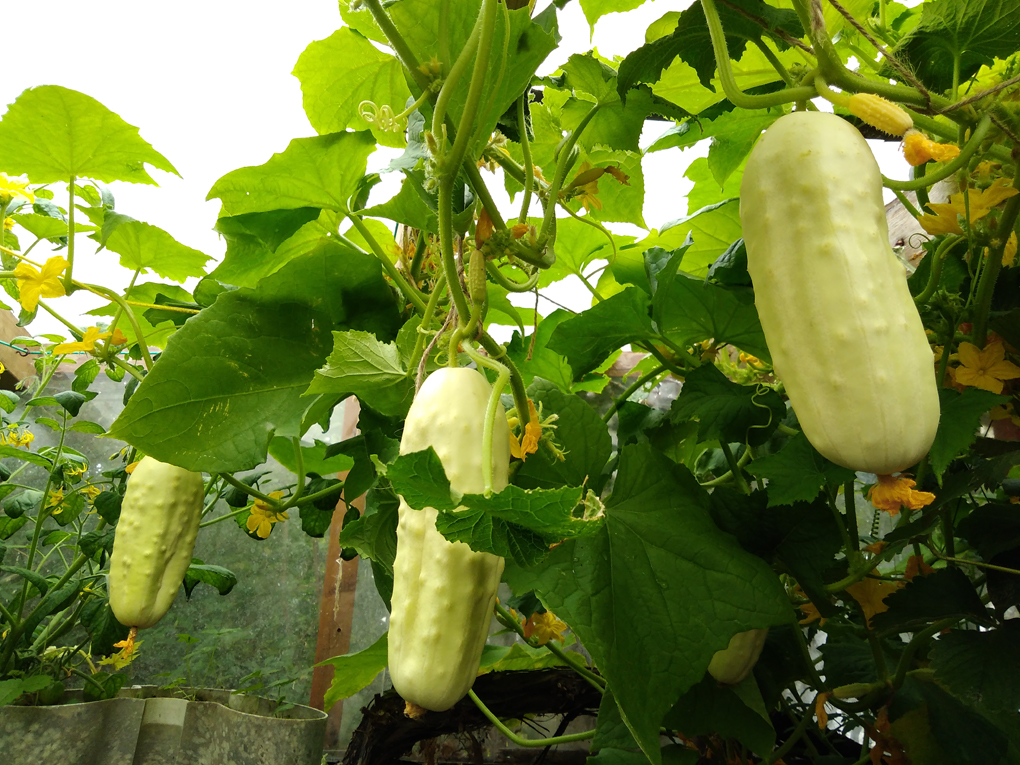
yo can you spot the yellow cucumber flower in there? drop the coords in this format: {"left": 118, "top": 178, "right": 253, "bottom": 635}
{"left": 246, "top": 490, "right": 288, "bottom": 538}
{"left": 867, "top": 474, "right": 935, "bottom": 516}
{"left": 954, "top": 341, "right": 1020, "bottom": 394}
{"left": 52, "top": 326, "right": 113, "bottom": 355}
{"left": 13, "top": 256, "right": 68, "bottom": 311}
{"left": 0, "top": 173, "right": 35, "bottom": 205}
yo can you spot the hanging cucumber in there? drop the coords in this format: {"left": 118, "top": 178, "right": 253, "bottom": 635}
{"left": 740, "top": 111, "right": 940, "bottom": 475}
{"left": 388, "top": 367, "right": 510, "bottom": 713}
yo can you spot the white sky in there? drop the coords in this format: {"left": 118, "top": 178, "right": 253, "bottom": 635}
{"left": 3, "top": 0, "right": 911, "bottom": 340}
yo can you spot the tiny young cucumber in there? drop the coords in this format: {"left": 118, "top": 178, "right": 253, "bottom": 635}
{"left": 108, "top": 457, "right": 204, "bottom": 630}
{"left": 388, "top": 367, "right": 510, "bottom": 713}
{"left": 740, "top": 112, "right": 940, "bottom": 475}
{"left": 707, "top": 628, "right": 768, "bottom": 685}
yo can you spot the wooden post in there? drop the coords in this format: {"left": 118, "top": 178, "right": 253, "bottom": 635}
{"left": 309, "top": 398, "right": 365, "bottom": 750}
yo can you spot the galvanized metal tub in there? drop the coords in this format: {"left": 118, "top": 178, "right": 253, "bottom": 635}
{"left": 0, "top": 686, "right": 327, "bottom": 765}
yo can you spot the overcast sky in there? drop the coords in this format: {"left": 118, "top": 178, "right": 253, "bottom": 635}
{"left": 3, "top": 0, "right": 911, "bottom": 339}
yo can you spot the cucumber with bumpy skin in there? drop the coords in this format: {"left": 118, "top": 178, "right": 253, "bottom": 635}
{"left": 740, "top": 111, "right": 940, "bottom": 475}
{"left": 108, "top": 457, "right": 204, "bottom": 630}
{"left": 708, "top": 628, "right": 768, "bottom": 685}
{"left": 388, "top": 367, "right": 510, "bottom": 713}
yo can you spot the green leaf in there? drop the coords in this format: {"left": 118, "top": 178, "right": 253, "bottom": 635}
{"left": 871, "top": 567, "right": 992, "bottom": 633}
{"left": 92, "top": 490, "right": 122, "bottom": 525}
{"left": 389, "top": 0, "right": 558, "bottom": 155}
{"left": 617, "top": 0, "right": 801, "bottom": 95}
{"left": 538, "top": 215, "right": 624, "bottom": 288}
{"left": 362, "top": 177, "right": 439, "bottom": 234}
{"left": 669, "top": 364, "right": 785, "bottom": 447}
{"left": 79, "top": 526, "right": 116, "bottom": 563}
{"left": 1, "top": 564, "right": 50, "bottom": 595}
{"left": 505, "top": 444, "right": 789, "bottom": 764}
{"left": 516, "top": 379, "right": 613, "bottom": 492}
{"left": 108, "top": 244, "right": 393, "bottom": 472}
{"left": 662, "top": 674, "right": 776, "bottom": 755}
{"left": 11, "top": 212, "right": 94, "bottom": 240}
{"left": 210, "top": 208, "right": 330, "bottom": 288}
{"left": 54, "top": 390, "right": 88, "bottom": 417}
{"left": 183, "top": 562, "right": 238, "bottom": 598}
{"left": 957, "top": 502, "right": 1020, "bottom": 561}
{"left": 308, "top": 330, "right": 415, "bottom": 418}
{"left": 207, "top": 132, "right": 377, "bottom": 217}
{"left": 929, "top": 388, "right": 1009, "bottom": 477}
{"left": 505, "top": 311, "right": 577, "bottom": 392}
{"left": 0, "top": 676, "right": 54, "bottom": 707}
{"left": 746, "top": 432, "right": 856, "bottom": 506}
{"left": 0, "top": 85, "right": 177, "bottom": 184}
{"left": 102, "top": 217, "right": 210, "bottom": 282}
{"left": 593, "top": 689, "right": 640, "bottom": 751}
{"left": 655, "top": 200, "right": 744, "bottom": 279}
{"left": 888, "top": 673, "right": 1008, "bottom": 765}
{"left": 547, "top": 287, "right": 653, "bottom": 379}
{"left": 577, "top": 0, "right": 647, "bottom": 32}
{"left": 387, "top": 448, "right": 459, "bottom": 512}
{"left": 319, "top": 631, "right": 389, "bottom": 711}
{"left": 88, "top": 282, "right": 195, "bottom": 349}
{"left": 478, "top": 641, "right": 566, "bottom": 673}
{"left": 932, "top": 622, "right": 1020, "bottom": 714}
{"left": 324, "top": 435, "right": 378, "bottom": 500}
{"left": 293, "top": 28, "right": 411, "bottom": 149}
{"left": 4, "top": 489, "right": 42, "bottom": 519}
{"left": 69, "top": 420, "right": 107, "bottom": 435}
{"left": 710, "top": 489, "right": 843, "bottom": 613}
{"left": 338, "top": 489, "right": 399, "bottom": 583}
{"left": 892, "top": 0, "right": 1020, "bottom": 92}
{"left": 268, "top": 437, "right": 354, "bottom": 477}
{"left": 0, "top": 516, "right": 29, "bottom": 540}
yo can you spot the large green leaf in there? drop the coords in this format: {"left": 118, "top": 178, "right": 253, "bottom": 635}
{"left": 505, "top": 443, "right": 790, "bottom": 764}
{"left": 207, "top": 132, "right": 377, "bottom": 217}
{"left": 892, "top": 0, "right": 1020, "bottom": 92}
{"left": 102, "top": 217, "right": 210, "bottom": 282}
{"left": 932, "top": 622, "right": 1020, "bottom": 714}
{"left": 0, "top": 85, "right": 177, "bottom": 184}
{"left": 209, "top": 208, "right": 327, "bottom": 288}
{"left": 669, "top": 363, "right": 785, "bottom": 447}
{"left": 656, "top": 272, "right": 770, "bottom": 361}
{"left": 662, "top": 674, "right": 776, "bottom": 756}
{"left": 108, "top": 242, "right": 399, "bottom": 471}
{"left": 88, "top": 282, "right": 194, "bottom": 349}
{"left": 307, "top": 330, "right": 415, "bottom": 417}
{"left": 293, "top": 28, "right": 411, "bottom": 149}
{"left": 547, "top": 287, "right": 654, "bottom": 379}
{"left": 929, "top": 388, "right": 1008, "bottom": 478}
{"left": 745, "top": 432, "right": 856, "bottom": 506}
{"left": 389, "top": 0, "right": 558, "bottom": 153}
{"left": 320, "top": 632, "right": 389, "bottom": 711}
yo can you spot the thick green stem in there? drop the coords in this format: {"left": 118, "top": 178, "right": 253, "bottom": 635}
{"left": 538, "top": 103, "right": 602, "bottom": 246}
{"left": 432, "top": 12, "right": 482, "bottom": 143}
{"left": 79, "top": 283, "right": 154, "bottom": 372}
{"left": 602, "top": 365, "right": 667, "bottom": 424}
{"left": 765, "top": 702, "right": 815, "bottom": 765}
{"left": 884, "top": 115, "right": 993, "bottom": 191}
{"left": 468, "top": 689, "right": 597, "bottom": 746}
{"left": 914, "top": 235, "right": 962, "bottom": 305}
{"left": 972, "top": 165, "right": 1020, "bottom": 346}
{"left": 361, "top": 0, "right": 432, "bottom": 92}
{"left": 460, "top": 341, "right": 509, "bottom": 495}
{"left": 438, "top": 182, "right": 471, "bottom": 326}
{"left": 485, "top": 261, "right": 539, "bottom": 292}
{"left": 517, "top": 95, "right": 535, "bottom": 224}
{"left": 62, "top": 177, "right": 77, "bottom": 293}
{"left": 344, "top": 215, "right": 429, "bottom": 315}
{"left": 408, "top": 273, "right": 449, "bottom": 376}
{"left": 702, "top": 0, "right": 815, "bottom": 109}
{"left": 479, "top": 331, "right": 530, "bottom": 430}
{"left": 410, "top": 231, "right": 428, "bottom": 282}
{"left": 494, "top": 603, "right": 605, "bottom": 691}
{"left": 446, "top": 0, "right": 497, "bottom": 175}
{"left": 891, "top": 618, "right": 959, "bottom": 689}
{"left": 719, "top": 441, "right": 750, "bottom": 494}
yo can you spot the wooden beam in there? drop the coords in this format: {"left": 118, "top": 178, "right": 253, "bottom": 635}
{"left": 309, "top": 399, "right": 365, "bottom": 750}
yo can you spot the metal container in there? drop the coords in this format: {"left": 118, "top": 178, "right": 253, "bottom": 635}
{"left": 0, "top": 686, "right": 327, "bottom": 765}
